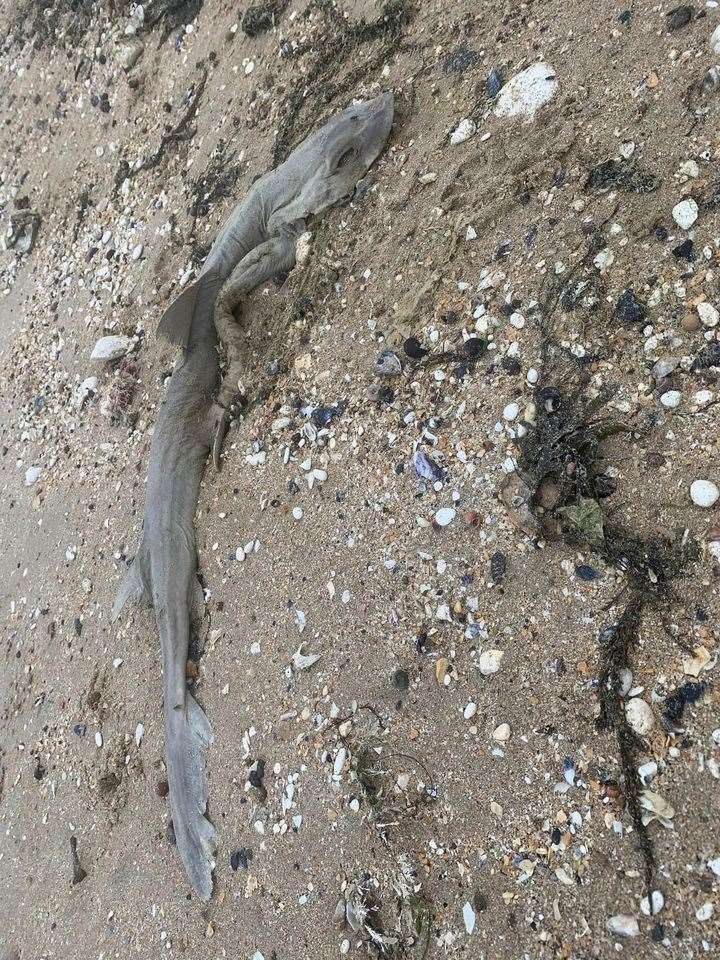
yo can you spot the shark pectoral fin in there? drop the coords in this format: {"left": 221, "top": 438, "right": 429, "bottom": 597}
{"left": 157, "top": 272, "right": 222, "bottom": 349}
{"left": 111, "top": 548, "right": 151, "bottom": 622}
{"left": 166, "top": 694, "right": 217, "bottom": 900}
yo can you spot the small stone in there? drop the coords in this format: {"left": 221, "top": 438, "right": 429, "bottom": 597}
{"left": 479, "top": 649, "right": 504, "bottom": 676}
{"left": 652, "top": 357, "right": 679, "bottom": 381}
{"left": 615, "top": 289, "right": 646, "bottom": 324}
{"left": 503, "top": 402, "right": 519, "bottom": 421}
{"left": 619, "top": 140, "right": 635, "bottom": 159}
{"left": 132, "top": 243, "right": 143, "bottom": 261}
{"left": 660, "top": 390, "right": 681, "bottom": 409}
{"left": 697, "top": 302, "right": 719, "bottom": 328}
{"left": 492, "top": 722, "right": 511, "bottom": 742}
{"left": 435, "top": 657, "right": 449, "bottom": 685}
{"left": 25, "top": 465, "right": 41, "bottom": 486}
{"left": 91, "top": 335, "right": 131, "bottom": 362}
{"left": 95, "top": 731, "right": 103, "bottom": 748}
{"left": 672, "top": 198, "right": 699, "bottom": 230}
{"left": 711, "top": 24, "right": 720, "bottom": 55}
{"left": 696, "top": 902, "right": 714, "bottom": 921}
{"left": 375, "top": 349, "right": 402, "bottom": 377}
{"left": 641, "top": 890, "right": 665, "bottom": 916}
{"left": 666, "top": 6, "right": 694, "bottom": 31}
{"left": 463, "top": 701, "right": 477, "bottom": 720}
{"left": 462, "top": 901, "right": 476, "bottom": 935}
{"left": 625, "top": 697, "right": 655, "bottom": 735}
{"left": 494, "top": 62, "right": 558, "bottom": 120}
{"left": 450, "top": 118, "right": 477, "bottom": 145}
{"left": 292, "top": 506, "right": 303, "bottom": 520}
{"left": 434, "top": 507, "right": 456, "bottom": 527}
{"left": 606, "top": 915, "right": 640, "bottom": 938}
{"left": 690, "top": 479, "right": 719, "bottom": 508}
{"left": 593, "top": 248, "right": 615, "bottom": 272}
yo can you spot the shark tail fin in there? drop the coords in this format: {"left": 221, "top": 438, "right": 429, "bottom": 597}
{"left": 111, "top": 542, "right": 151, "bottom": 622}
{"left": 166, "top": 694, "right": 217, "bottom": 901}
{"left": 157, "top": 272, "right": 222, "bottom": 349}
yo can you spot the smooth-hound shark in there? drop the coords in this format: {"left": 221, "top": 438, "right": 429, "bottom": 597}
{"left": 112, "top": 92, "right": 394, "bottom": 899}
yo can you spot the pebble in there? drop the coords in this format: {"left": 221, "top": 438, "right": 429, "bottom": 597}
{"left": 434, "top": 507, "right": 456, "bottom": 527}
{"left": 492, "top": 722, "right": 511, "bottom": 742}
{"left": 711, "top": 24, "right": 720, "bottom": 55}
{"left": 95, "top": 731, "right": 103, "bottom": 748}
{"left": 625, "top": 697, "right": 655, "bottom": 735}
{"left": 696, "top": 902, "right": 714, "bottom": 921}
{"left": 463, "top": 701, "right": 477, "bottom": 720}
{"left": 292, "top": 506, "right": 304, "bottom": 520}
{"left": 672, "top": 198, "right": 699, "bottom": 230}
{"left": 640, "top": 890, "right": 665, "bottom": 916}
{"left": 132, "top": 243, "right": 143, "bottom": 261}
{"left": 375, "top": 349, "right": 402, "bottom": 376}
{"left": 503, "top": 402, "right": 520, "bottom": 421}
{"left": 91, "top": 335, "right": 131, "bottom": 362}
{"left": 606, "top": 915, "right": 640, "bottom": 938}
{"left": 479, "top": 649, "right": 504, "bottom": 676}
{"left": 660, "top": 390, "right": 681, "bottom": 409}
{"left": 697, "top": 302, "right": 719, "bottom": 328}
{"left": 690, "top": 479, "right": 719, "bottom": 508}
{"left": 25, "top": 465, "right": 41, "bottom": 486}
{"left": 462, "top": 901, "right": 476, "bottom": 935}
{"left": 493, "top": 62, "right": 558, "bottom": 120}
{"left": 652, "top": 357, "right": 679, "bottom": 381}
{"left": 450, "top": 118, "right": 477, "bottom": 145}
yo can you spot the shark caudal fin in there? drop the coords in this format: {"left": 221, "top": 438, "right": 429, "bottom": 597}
{"left": 165, "top": 694, "right": 217, "bottom": 901}
{"left": 111, "top": 544, "right": 151, "bottom": 622}
{"left": 157, "top": 272, "right": 222, "bottom": 349}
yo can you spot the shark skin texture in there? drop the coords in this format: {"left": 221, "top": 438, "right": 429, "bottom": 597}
{"left": 112, "top": 92, "right": 394, "bottom": 900}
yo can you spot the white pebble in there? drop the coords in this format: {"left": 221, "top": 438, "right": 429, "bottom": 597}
{"left": 91, "top": 335, "right": 131, "bottom": 362}
{"left": 509, "top": 311, "right": 525, "bottom": 329}
{"left": 479, "top": 649, "right": 504, "bottom": 676}
{"left": 494, "top": 62, "right": 558, "bottom": 120}
{"left": 135, "top": 723, "right": 144, "bottom": 746}
{"left": 95, "top": 731, "right": 103, "bottom": 748}
{"left": 132, "top": 243, "right": 143, "bottom": 261}
{"left": 503, "top": 402, "right": 520, "bottom": 422}
{"left": 640, "top": 890, "right": 664, "bottom": 916}
{"left": 434, "top": 507, "right": 456, "bottom": 527}
{"left": 25, "top": 465, "right": 42, "bottom": 486}
{"left": 292, "top": 506, "right": 304, "bottom": 520}
{"left": 659, "top": 390, "right": 681, "bottom": 409}
{"left": 463, "top": 701, "right": 477, "bottom": 720}
{"left": 492, "top": 722, "right": 511, "bottom": 742}
{"left": 696, "top": 902, "right": 714, "bottom": 921}
{"left": 625, "top": 697, "right": 655, "bottom": 736}
{"left": 697, "top": 302, "right": 719, "bottom": 327}
{"left": 672, "top": 198, "right": 699, "bottom": 230}
{"left": 462, "top": 901, "right": 476, "bottom": 935}
{"left": 606, "top": 915, "right": 640, "bottom": 938}
{"left": 450, "top": 118, "right": 477, "bottom": 145}
{"left": 527, "top": 368, "right": 539, "bottom": 384}
{"left": 711, "top": 23, "right": 720, "bottom": 55}
{"left": 690, "top": 479, "right": 719, "bottom": 508}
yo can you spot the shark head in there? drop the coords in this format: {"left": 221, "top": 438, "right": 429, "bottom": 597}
{"left": 269, "top": 92, "right": 394, "bottom": 229}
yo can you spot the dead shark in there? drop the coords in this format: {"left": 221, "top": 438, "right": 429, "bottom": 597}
{"left": 112, "top": 92, "right": 394, "bottom": 900}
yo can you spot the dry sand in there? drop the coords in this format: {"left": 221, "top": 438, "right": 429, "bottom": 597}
{"left": 1, "top": 2, "right": 719, "bottom": 958}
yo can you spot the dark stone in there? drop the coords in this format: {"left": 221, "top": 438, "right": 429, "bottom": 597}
{"left": 392, "top": 668, "right": 410, "bottom": 691}
{"left": 575, "top": 564, "right": 599, "bottom": 581}
{"left": 691, "top": 343, "right": 720, "bottom": 371}
{"left": 403, "top": 336, "right": 429, "bottom": 360}
{"left": 230, "top": 847, "right": 253, "bottom": 871}
{"left": 672, "top": 238, "right": 694, "bottom": 260}
{"left": 462, "top": 338, "right": 487, "bottom": 360}
{"left": 486, "top": 67, "right": 504, "bottom": 98}
{"left": 666, "top": 6, "right": 694, "bottom": 31}
{"left": 489, "top": 551, "right": 507, "bottom": 584}
{"left": 615, "top": 289, "right": 647, "bottom": 324}
{"left": 585, "top": 159, "right": 661, "bottom": 194}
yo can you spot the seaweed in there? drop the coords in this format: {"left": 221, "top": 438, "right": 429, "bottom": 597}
{"left": 515, "top": 229, "right": 700, "bottom": 893}
{"left": 272, "top": 0, "right": 412, "bottom": 166}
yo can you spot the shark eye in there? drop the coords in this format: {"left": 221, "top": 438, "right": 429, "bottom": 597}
{"left": 335, "top": 147, "right": 357, "bottom": 170}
